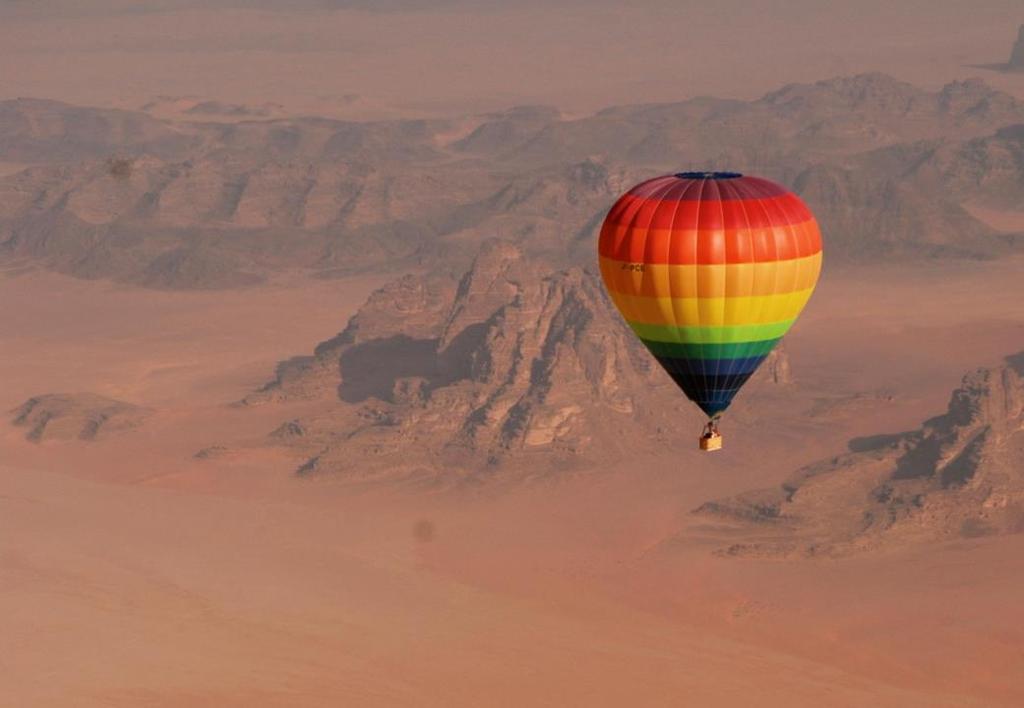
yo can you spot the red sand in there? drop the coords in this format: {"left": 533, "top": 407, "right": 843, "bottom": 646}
{"left": 2, "top": 258, "right": 1023, "bottom": 705}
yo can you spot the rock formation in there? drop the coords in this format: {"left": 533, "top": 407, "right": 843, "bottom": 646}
{"left": 247, "top": 242, "right": 792, "bottom": 481}
{"left": 11, "top": 393, "right": 151, "bottom": 442}
{"left": 794, "top": 162, "right": 1004, "bottom": 260}
{"left": 1009, "top": 25, "right": 1024, "bottom": 71}
{"left": 874, "top": 122, "right": 1024, "bottom": 217}
{"left": 2, "top": 74, "right": 1024, "bottom": 287}
{"left": 695, "top": 353, "right": 1024, "bottom": 556}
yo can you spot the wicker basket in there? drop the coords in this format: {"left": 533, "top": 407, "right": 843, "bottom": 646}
{"left": 699, "top": 434, "right": 723, "bottom": 451}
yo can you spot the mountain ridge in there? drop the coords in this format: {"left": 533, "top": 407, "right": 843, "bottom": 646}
{"left": 242, "top": 241, "right": 792, "bottom": 482}
{"left": 2, "top": 73, "right": 1023, "bottom": 287}
{"left": 694, "top": 352, "right": 1024, "bottom": 556}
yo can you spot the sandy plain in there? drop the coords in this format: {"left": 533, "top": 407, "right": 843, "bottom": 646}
{"left": 2, "top": 254, "right": 1024, "bottom": 706}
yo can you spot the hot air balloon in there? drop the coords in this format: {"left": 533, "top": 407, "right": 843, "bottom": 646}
{"left": 598, "top": 172, "right": 822, "bottom": 450}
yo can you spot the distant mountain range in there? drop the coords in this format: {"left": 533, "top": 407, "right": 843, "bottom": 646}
{"left": 1, "top": 73, "right": 1022, "bottom": 287}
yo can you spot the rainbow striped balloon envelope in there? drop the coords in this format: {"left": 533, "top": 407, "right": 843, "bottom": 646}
{"left": 598, "top": 171, "right": 822, "bottom": 421}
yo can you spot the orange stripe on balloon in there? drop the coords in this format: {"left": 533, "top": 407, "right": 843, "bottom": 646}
{"left": 598, "top": 252, "right": 822, "bottom": 299}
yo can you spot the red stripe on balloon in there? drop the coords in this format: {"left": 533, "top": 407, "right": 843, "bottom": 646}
{"left": 603, "top": 191, "right": 813, "bottom": 232}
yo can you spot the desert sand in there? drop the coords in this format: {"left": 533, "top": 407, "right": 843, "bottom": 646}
{"left": 2, "top": 256, "right": 1023, "bottom": 706}
{"left": 2, "top": 2, "right": 1024, "bottom": 704}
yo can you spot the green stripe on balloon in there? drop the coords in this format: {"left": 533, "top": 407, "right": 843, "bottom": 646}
{"left": 638, "top": 338, "right": 782, "bottom": 359}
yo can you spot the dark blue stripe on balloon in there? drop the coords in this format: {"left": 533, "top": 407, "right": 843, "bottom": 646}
{"left": 653, "top": 355, "right": 771, "bottom": 417}
{"left": 654, "top": 355, "right": 768, "bottom": 377}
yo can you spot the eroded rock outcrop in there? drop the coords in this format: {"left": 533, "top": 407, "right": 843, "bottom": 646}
{"left": 696, "top": 353, "right": 1024, "bottom": 556}
{"left": 1009, "top": 25, "right": 1024, "bottom": 71}
{"left": 11, "top": 393, "right": 151, "bottom": 442}
{"left": 248, "top": 242, "right": 791, "bottom": 480}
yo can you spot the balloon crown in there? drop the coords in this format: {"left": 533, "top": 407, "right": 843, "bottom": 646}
{"left": 674, "top": 171, "right": 743, "bottom": 180}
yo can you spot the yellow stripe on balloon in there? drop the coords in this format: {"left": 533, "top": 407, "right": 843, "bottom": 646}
{"left": 607, "top": 288, "right": 815, "bottom": 328}
{"left": 598, "top": 252, "right": 822, "bottom": 300}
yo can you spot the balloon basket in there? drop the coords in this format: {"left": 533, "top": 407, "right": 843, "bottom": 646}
{"left": 699, "top": 434, "right": 723, "bottom": 452}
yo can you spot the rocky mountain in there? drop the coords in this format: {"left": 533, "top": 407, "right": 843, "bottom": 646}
{"left": 1, "top": 74, "right": 1023, "bottom": 287}
{"left": 11, "top": 393, "right": 150, "bottom": 442}
{"left": 0, "top": 155, "right": 501, "bottom": 287}
{"left": 794, "top": 161, "right": 1006, "bottom": 260}
{"left": 755, "top": 75, "right": 1022, "bottom": 148}
{"left": 0, "top": 98, "right": 198, "bottom": 163}
{"left": 790, "top": 120, "right": 1024, "bottom": 258}
{"left": 905, "top": 124, "right": 1024, "bottom": 209}
{"left": 694, "top": 353, "right": 1024, "bottom": 556}
{"left": 1010, "top": 25, "right": 1024, "bottom": 72}
{"left": 242, "top": 242, "right": 791, "bottom": 481}
{"left": 0, "top": 97, "right": 455, "bottom": 165}
{"left": 487, "top": 74, "right": 1024, "bottom": 169}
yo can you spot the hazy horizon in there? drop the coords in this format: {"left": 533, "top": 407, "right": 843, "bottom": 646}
{"left": 2, "top": 0, "right": 1022, "bottom": 119}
